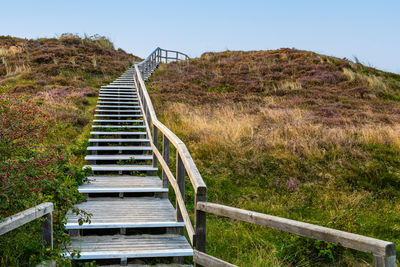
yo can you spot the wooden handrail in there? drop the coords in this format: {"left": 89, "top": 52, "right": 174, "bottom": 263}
{"left": 0, "top": 202, "right": 54, "bottom": 250}
{"left": 193, "top": 250, "right": 238, "bottom": 267}
{"left": 197, "top": 202, "right": 396, "bottom": 267}
{"left": 133, "top": 48, "right": 206, "bottom": 253}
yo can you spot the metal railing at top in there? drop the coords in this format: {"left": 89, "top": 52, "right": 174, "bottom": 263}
{"left": 133, "top": 48, "right": 396, "bottom": 267}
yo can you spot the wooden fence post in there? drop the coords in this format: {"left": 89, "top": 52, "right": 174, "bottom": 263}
{"left": 162, "top": 136, "right": 170, "bottom": 193}
{"left": 176, "top": 153, "right": 185, "bottom": 227}
{"left": 195, "top": 187, "right": 207, "bottom": 253}
{"left": 152, "top": 125, "right": 158, "bottom": 168}
{"left": 42, "top": 212, "right": 53, "bottom": 250}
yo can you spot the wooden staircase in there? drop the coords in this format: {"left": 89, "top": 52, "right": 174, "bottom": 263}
{"left": 64, "top": 67, "right": 193, "bottom": 265}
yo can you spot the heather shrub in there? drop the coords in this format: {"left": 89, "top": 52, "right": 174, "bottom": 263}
{"left": 0, "top": 93, "right": 89, "bottom": 266}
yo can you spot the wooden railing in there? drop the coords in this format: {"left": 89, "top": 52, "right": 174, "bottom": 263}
{"left": 134, "top": 48, "right": 206, "bottom": 252}
{"left": 0, "top": 202, "right": 54, "bottom": 250}
{"left": 197, "top": 202, "right": 396, "bottom": 267}
{"left": 133, "top": 48, "right": 396, "bottom": 267}
{"left": 136, "top": 47, "right": 189, "bottom": 81}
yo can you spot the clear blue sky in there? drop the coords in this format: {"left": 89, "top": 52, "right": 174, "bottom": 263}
{"left": 2, "top": 0, "right": 399, "bottom": 73}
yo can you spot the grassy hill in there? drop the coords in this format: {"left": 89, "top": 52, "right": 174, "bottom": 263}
{"left": 0, "top": 34, "right": 138, "bottom": 266}
{"left": 148, "top": 49, "right": 400, "bottom": 266}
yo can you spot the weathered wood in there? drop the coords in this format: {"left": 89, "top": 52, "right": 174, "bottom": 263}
{"left": 197, "top": 202, "right": 396, "bottom": 266}
{"left": 193, "top": 250, "right": 237, "bottom": 267}
{"left": 153, "top": 125, "right": 158, "bottom": 168}
{"left": 66, "top": 198, "right": 184, "bottom": 229}
{"left": 78, "top": 175, "right": 166, "bottom": 194}
{"left": 176, "top": 154, "right": 185, "bottom": 224}
{"left": 42, "top": 213, "right": 53, "bottom": 250}
{"left": 162, "top": 135, "right": 170, "bottom": 190}
{"left": 194, "top": 187, "right": 206, "bottom": 253}
{"left": 65, "top": 234, "right": 193, "bottom": 260}
{"left": 0, "top": 202, "right": 54, "bottom": 236}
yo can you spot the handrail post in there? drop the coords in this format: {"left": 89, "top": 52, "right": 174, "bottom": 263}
{"left": 176, "top": 153, "right": 185, "bottom": 233}
{"left": 374, "top": 249, "right": 396, "bottom": 267}
{"left": 42, "top": 212, "right": 53, "bottom": 250}
{"left": 152, "top": 125, "right": 158, "bottom": 168}
{"left": 195, "top": 186, "right": 207, "bottom": 253}
{"left": 165, "top": 50, "right": 168, "bottom": 63}
{"left": 162, "top": 135, "right": 170, "bottom": 195}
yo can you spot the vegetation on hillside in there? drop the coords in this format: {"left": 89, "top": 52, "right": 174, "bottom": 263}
{"left": 148, "top": 49, "right": 400, "bottom": 266}
{"left": 0, "top": 34, "right": 137, "bottom": 266}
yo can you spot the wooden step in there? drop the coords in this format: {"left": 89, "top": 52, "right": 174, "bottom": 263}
{"left": 99, "top": 94, "right": 136, "bottom": 97}
{"left": 99, "top": 92, "right": 135, "bottom": 95}
{"left": 97, "top": 101, "right": 139, "bottom": 105}
{"left": 87, "top": 146, "right": 151, "bottom": 151}
{"left": 110, "top": 82, "right": 135, "bottom": 84}
{"left": 66, "top": 198, "right": 181, "bottom": 229}
{"left": 90, "top": 131, "right": 147, "bottom": 136}
{"left": 96, "top": 110, "right": 141, "bottom": 113}
{"left": 93, "top": 119, "right": 143, "bottom": 123}
{"left": 96, "top": 105, "right": 140, "bottom": 108}
{"left": 84, "top": 165, "right": 157, "bottom": 172}
{"left": 65, "top": 234, "right": 193, "bottom": 260}
{"left": 92, "top": 125, "right": 146, "bottom": 129}
{"left": 85, "top": 154, "right": 152, "bottom": 161}
{"left": 98, "top": 97, "right": 138, "bottom": 101}
{"left": 94, "top": 114, "right": 143, "bottom": 118}
{"left": 100, "top": 264, "right": 191, "bottom": 267}
{"left": 100, "top": 89, "right": 135, "bottom": 92}
{"left": 102, "top": 85, "right": 135, "bottom": 89}
{"left": 88, "top": 138, "right": 149, "bottom": 143}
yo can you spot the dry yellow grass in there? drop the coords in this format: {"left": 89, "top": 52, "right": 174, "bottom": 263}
{"left": 161, "top": 102, "right": 400, "bottom": 161}
{"left": 343, "top": 67, "right": 387, "bottom": 91}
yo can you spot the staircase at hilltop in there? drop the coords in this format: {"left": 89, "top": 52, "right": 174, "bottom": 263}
{"left": 64, "top": 67, "right": 193, "bottom": 266}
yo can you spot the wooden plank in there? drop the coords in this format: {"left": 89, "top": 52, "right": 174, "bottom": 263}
{"left": 78, "top": 175, "right": 167, "bottom": 194}
{"left": 90, "top": 131, "right": 146, "bottom": 135}
{"left": 197, "top": 202, "right": 396, "bottom": 262}
{"left": 84, "top": 155, "right": 152, "bottom": 161}
{"left": 95, "top": 109, "right": 141, "bottom": 112}
{"left": 0, "top": 202, "right": 53, "bottom": 235}
{"left": 94, "top": 115, "right": 143, "bottom": 118}
{"left": 66, "top": 198, "right": 183, "bottom": 229}
{"left": 93, "top": 119, "right": 143, "bottom": 123}
{"left": 98, "top": 97, "right": 138, "bottom": 101}
{"left": 96, "top": 105, "right": 140, "bottom": 108}
{"left": 65, "top": 234, "right": 193, "bottom": 260}
{"left": 97, "top": 101, "right": 139, "bottom": 105}
{"left": 91, "top": 125, "right": 145, "bottom": 129}
{"left": 88, "top": 138, "right": 149, "bottom": 142}
{"left": 193, "top": 250, "right": 237, "bottom": 267}
{"left": 98, "top": 94, "right": 136, "bottom": 97}
{"left": 84, "top": 164, "right": 157, "bottom": 172}
{"left": 87, "top": 146, "right": 151, "bottom": 151}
